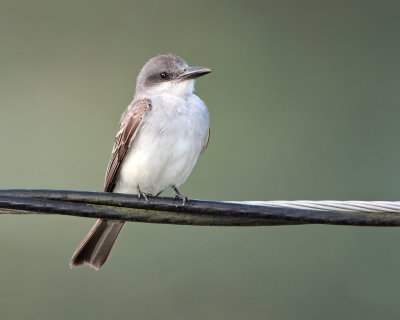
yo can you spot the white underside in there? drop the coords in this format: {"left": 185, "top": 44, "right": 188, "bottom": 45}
{"left": 113, "top": 92, "right": 209, "bottom": 195}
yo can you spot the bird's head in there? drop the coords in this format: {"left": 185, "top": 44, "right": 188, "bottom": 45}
{"left": 135, "top": 54, "right": 211, "bottom": 98}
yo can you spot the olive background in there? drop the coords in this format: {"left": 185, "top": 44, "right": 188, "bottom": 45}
{"left": 1, "top": 1, "right": 400, "bottom": 319}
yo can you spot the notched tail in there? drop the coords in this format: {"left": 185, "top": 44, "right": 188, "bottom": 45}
{"left": 70, "top": 219, "right": 124, "bottom": 270}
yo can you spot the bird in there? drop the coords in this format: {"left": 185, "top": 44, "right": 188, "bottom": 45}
{"left": 70, "top": 54, "right": 211, "bottom": 270}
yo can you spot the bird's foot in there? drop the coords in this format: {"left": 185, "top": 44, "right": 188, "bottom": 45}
{"left": 137, "top": 186, "right": 152, "bottom": 202}
{"left": 172, "top": 186, "right": 188, "bottom": 205}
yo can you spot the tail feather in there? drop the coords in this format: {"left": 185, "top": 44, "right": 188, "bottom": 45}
{"left": 70, "top": 219, "right": 124, "bottom": 270}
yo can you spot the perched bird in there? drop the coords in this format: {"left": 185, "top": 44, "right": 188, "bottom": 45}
{"left": 70, "top": 54, "right": 211, "bottom": 270}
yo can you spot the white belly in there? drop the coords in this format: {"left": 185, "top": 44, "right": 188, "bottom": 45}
{"left": 113, "top": 94, "right": 209, "bottom": 195}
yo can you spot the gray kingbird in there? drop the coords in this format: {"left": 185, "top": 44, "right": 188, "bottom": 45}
{"left": 70, "top": 54, "right": 211, "bottom": 270}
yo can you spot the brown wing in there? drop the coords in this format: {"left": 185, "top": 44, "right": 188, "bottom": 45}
{"left": 104, "top": 99, "right": 152, "bottom": 192}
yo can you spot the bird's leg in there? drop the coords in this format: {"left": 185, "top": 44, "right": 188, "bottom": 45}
{"left": 137, "top": 186, "right": 151, "bottom": 202}
{"left": 172, "top": 186, "right": 188, "bottom": 205}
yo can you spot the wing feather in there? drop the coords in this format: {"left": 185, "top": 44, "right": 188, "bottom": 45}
{"left": 201, "top": 128, "right": 210, "bottom": 154}
{"left": 103, "top": 99, "right": 152, "bottom": 192}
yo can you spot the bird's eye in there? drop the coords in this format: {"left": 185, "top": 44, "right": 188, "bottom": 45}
{"left": 160, "top": 72, "right": 169, "bottom": 80}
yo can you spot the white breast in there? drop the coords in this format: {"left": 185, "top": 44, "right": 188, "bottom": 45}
{"left": 113, "top": 93, "right": 209, "bottom": 195}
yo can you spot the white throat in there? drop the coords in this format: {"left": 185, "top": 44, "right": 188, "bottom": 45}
{"left": 136, "top": 79, "right": 195, "bottom": 100}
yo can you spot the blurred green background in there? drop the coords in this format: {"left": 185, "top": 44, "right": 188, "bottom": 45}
{"left": 1, "top": 0, "right": 400, "bottom": 319}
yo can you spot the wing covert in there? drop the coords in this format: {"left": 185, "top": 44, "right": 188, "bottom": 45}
{"left": 103, "top": 99, "right": 151, "bottom": 192}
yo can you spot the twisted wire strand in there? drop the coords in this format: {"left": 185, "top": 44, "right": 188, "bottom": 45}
{"left": 240, "top": 201, "right": 400, "bottom": 213}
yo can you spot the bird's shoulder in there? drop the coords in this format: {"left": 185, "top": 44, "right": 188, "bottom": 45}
{"left": 119, "top": 98, "right": 152, "bottom": 125}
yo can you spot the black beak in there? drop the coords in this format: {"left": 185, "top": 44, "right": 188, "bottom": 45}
{"left": 178, "top": 66, "right": 212, "bottom": 80}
